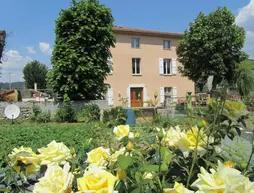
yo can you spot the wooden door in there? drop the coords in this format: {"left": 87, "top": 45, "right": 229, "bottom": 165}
{"left": 130, "top": 87, "right": 143, "bottom": 107}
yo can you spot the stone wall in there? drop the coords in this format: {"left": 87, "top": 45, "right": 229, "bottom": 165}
{"left": 0, "top": 102, "right": 33, "bottom": 120}
{"left": 0, "top": 100, "right": 109, "bottom": 120}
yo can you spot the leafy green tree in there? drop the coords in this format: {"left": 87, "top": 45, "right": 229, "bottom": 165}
{"left": 49, "top": 0, "right": 115, "bottom": 100}
{"left": 0, "top": 31, "right": 6, "bottom": 63}
{"left": 236, "top": 59, "right": 254, "bottom": 97}
{"left": 23, "top": 60, "right": 48, "bottom": 89}
{"left": 177, "top": 7, "right": 246, "bottom": 91}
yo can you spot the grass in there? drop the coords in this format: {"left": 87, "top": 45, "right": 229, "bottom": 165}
{"left": 0, "top": 121, "right": 113, "bottom": 166}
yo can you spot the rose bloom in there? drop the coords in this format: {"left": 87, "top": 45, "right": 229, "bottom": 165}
{"left": 176, "top": 127, "right": 207, "bottom": 157}
{"left": 87, "top": 147, "right": 110, "bottom": 166}
{"left": 162, "top": 126, "right": 185, "bottom": 147}
{"left": 38, "top": 140, "right": 72, "bottom": 165}
{"left": 77, "top": 166, "right": 117, "bottom": 193}
{"left": 8, "top": 146, "right": 39, "bottom": 175}
{"left": 33, "top": 163, "right": 73, "bottom": 193}
{"left": 113, "top": 125, "right": 130, "bottom": 140}
{"left": 164, "top": 182, "right": 194, "bottom": 193}
{"left": 109, "top": 147, "right": 126, "bottom": 163}
{"left": 192, "top": 161, "right": 254, "bottom": 193}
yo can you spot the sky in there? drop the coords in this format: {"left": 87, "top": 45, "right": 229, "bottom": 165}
{"left": 0, "top": 0, "right": 253, "bottom": 82}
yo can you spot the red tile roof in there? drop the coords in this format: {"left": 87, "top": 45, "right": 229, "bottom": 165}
{"left": 113, "top": 26, "right": 183, "bottom": 38}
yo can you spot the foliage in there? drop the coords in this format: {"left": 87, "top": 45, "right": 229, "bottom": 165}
{"left": 49, "top": 0, "right": 115, "bottom": 100}
{"left": 1, "top": 94, "right": 254, "bottom": 192}
{"left": 23, "top": 60, "right": 48, "bottom": 89}
{"left": 0, "top": 31, "right": 6, "bottom": 78}
{"left": 177, "top": 7, "right": 246, "bottom": 90}
{"left": 0, "top": 122, "right": 113, "bottom": 168}
{"left": 31, "top": 105, "right": 51, "bottom": 123}
{"left": 78, "top": 103, "right": 100, "bottom": 122}
{"left": 236, "top": 59, "right": 254, "bottom": 97}
{"left": 103, "top": 106, "right": 127, "bottom": 127}
{"left": 55, "top": 95, "right": 77, "bottom": 122}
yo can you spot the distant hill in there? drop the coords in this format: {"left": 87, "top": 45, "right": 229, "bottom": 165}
{"left": 0, "top": 82, "right": 25, "bottom": 90}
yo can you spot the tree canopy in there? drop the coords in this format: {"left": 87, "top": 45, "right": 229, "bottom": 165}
{"left": 236, "top": 59, "right": 254, "bottom": 97}
{"left": 177, "top": 7, "right": 246, "bottom": 91}
{"left": 23, "top": 60, "right": 48, "bottom": 89}
{"left": 0, "top": 31, "right": 6, "bottom": 63}
{"left": 48, "top": 0, "right": 115, "bottom": 100}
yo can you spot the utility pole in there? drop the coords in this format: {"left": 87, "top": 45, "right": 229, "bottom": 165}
{"left": 9, "top": 72, "right": 12, "bottom": 90}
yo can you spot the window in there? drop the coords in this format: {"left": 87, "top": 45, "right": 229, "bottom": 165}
{"left": 131, "top": 37, "right": 140, "bottom": 48}
{"left": 132, "top": 58, "right": 141, "bottom": 75}
{"left": 163, "top": 40, "right": 171, "bottom": 49}
{"left": 163, "top": 59, "right": 171, "bottom": 75}
{"left": 164, "top": 87, "right": 172, "bottom": 96}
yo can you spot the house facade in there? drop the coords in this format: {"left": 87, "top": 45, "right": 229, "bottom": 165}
{"left": 105, "top": 26, "right": 194, "bottom": 107}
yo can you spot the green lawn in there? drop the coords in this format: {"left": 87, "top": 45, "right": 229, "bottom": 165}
{"left": 0, "top": 122, "right": 113, "bottom": 166}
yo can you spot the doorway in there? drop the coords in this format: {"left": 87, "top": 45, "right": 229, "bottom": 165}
{"left": 130, "top": 87, "right": 143, "bottom": 107}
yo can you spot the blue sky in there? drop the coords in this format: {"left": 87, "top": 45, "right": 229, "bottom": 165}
{"left": 0, "top": 0, "right": 253, "bottom": 82}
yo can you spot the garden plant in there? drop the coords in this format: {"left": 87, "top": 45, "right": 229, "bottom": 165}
{"left": 1, "top": 94, "right": 254, "bottom": 193}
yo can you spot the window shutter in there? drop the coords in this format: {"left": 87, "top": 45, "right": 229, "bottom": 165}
{"left": 160, "top": 87, "right": 165, "bottom": 104}
{"left": 107, "top": 88, "right": 113, "bottom": 106}
{"left": 172, "top": 58, "right": 177, "bottom": 75}
{"left": 172, "top": 87, "right": 177, "bottom": 102}
{"left": 159, "top": 58, "right": 163, "bottom": 75}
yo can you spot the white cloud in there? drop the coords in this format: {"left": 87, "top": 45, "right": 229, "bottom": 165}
{"left": 236, "top": 0, "right": 254, "bottom": 59}
{"left": 39, "top": 42, "right": 52, "bottom": 55}
{"left": 26, "top": 46, "right": 36, "bottom": 54}
{"left": 0, "top": 50, "right": 32, "bottom": 82}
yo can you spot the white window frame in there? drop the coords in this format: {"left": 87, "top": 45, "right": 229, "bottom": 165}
{"left": 131, "top": 37, "right": 140, "bottom": 48}
{"left": 163, "top": 40, "right": 171, "bottom": 49}
{"left": 159, "top": 58, "right": 177, "bottom": 75}
{"left": 132, "top": 58, "right": 141, "bottom": 75}
{"left": 163, "top": 58, "right": 171, "bottom": 75}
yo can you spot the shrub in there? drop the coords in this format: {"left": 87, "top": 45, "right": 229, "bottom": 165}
{"left": 31, "top": 105, "right": 51, "bottom": 123}
{"left": 55, "top": 105, "right": 76, "bottom": 123}
{"left": 103, "top": 106, "right": 127, "bottom": 127}
{"left": 55, "top": 97, "right": 77, "bottom": 123}
{"left": 35, "top": 111, "right": 51, "bottom": 123}
{"left": 78, "top": 104, "right": 100, "bottom": 122}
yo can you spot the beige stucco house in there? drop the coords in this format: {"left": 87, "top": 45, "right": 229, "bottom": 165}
{"left": 105, "top": 26, "right": 194, "bottom": 107}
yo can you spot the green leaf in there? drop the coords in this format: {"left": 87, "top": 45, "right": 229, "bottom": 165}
{"left": 140, "top": 164, "right": 159, "bottom": 172}
{"left": 160, "top": 147, "right": 173, "bottom": 166}
{"left": 117, "top": 155, "right": 133, "bottom": 170}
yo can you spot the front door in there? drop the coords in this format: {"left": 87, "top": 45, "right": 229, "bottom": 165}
{"left": 130, "top": 87, "right": 143, "bottom": 107}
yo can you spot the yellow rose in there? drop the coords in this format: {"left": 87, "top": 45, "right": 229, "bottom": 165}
{"left": 8, "top": 147, "right": 39, "bottom": 175}
{"left": 109, "top": 147, "right": 126, "bottom": 163}
{"left": 224, "top": 160, "right": 235, "bottom": 168}
{"left": 38, "top": 140, "right": 72, "bottom": 165}
{"left": 77, "top": 166, "right": 117, "bottom": 193}
{"left": 192, "top": 161, "right": 254, "bottom": 193}
{"left": 87, "top": 147, "right": 110, "bottom": 166}
{"left": 164, "top": 182, "right": 194, "bottom": 193}
{"left": 162, "top": 126, "right": 184, "bottom": 147}
{"left": 176, "top": 127, "right": 207, "bottom": 157}
{"left": 33, "top": 163, "right": 73, "bottom": 193}
{"left": 143, "top": 172, "right": 154, "bottom": 180}
{"left": 113, "top": 125, "right": 130, "bottom": 140}
{"left": 126, "top": 141, "right": 134, "bottom": 151}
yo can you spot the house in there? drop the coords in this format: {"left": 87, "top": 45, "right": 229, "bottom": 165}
{"left": 105, "top": 26, "right": 194, "bottom": 107}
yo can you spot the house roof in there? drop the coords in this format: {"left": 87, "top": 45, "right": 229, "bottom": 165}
{"left": 113, "top": 26, "right": 183, "bottom": 39}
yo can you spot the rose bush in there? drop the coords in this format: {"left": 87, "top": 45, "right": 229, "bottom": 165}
{"left": 1, "top": 98, "right": 254, "bottom": 193}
